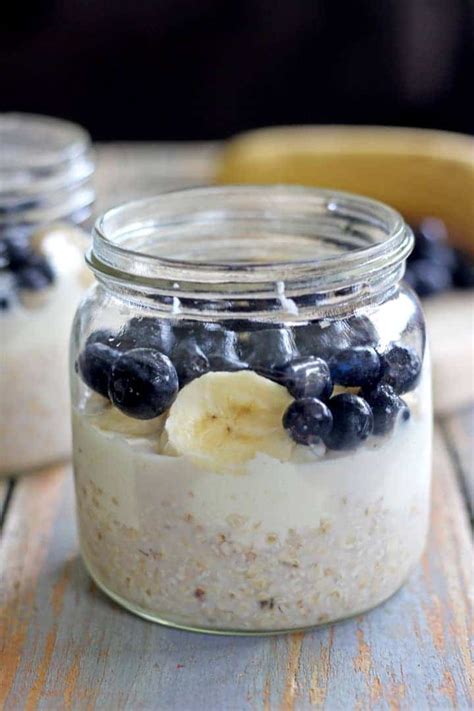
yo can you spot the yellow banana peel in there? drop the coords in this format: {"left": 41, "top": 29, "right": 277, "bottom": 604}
{"left": 216, "top": 126, "right": 474, "bottom": 252}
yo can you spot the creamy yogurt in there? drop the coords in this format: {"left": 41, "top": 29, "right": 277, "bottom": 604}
{"left": 72, "top": 362, "right": 432, "bottom": 631}
{"left": 0, "top": 228, "right": 89, "bottom": 474}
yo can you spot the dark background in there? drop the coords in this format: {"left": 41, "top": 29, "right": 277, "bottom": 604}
{"left": 1, "top": 0, "right": 472, "bottom": 140}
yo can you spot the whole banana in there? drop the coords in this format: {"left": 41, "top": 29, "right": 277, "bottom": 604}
{"left": 217, "top": 126, "right": 474, "bottom": 252}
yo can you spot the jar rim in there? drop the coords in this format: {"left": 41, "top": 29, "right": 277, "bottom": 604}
{"left": 90, "top": 186, "right": 412, "bottom": 293}
{"left": 0, "top": 113, "right": 90, "bottom": 171}
{"left": 0, "top": 113, "right": 95, "bottom": 226}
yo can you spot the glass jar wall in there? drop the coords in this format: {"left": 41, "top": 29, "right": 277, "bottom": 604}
{"left": 0, "top": 113, "right": 95, "bottom": 474}
{"left": 70, "top": 186, "right": 432, "bottom": 633}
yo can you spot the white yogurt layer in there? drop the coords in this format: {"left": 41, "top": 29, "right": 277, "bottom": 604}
{"left": 72, "top": 362, "right": 432, "bottom": 631}
{"left": 73, "top": 376, "right": 431, "bottom": 534}
{"left": 0, "top": 228, "right": 89, "bottom": 474}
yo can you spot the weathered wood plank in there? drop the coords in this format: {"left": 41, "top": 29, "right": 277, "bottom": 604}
{"left": 1, "top": 428, "right": 472, "bottom": 710}
{"left": 441, "top": 406, "right": 474, "bottom": 518}
{"left": 0, "top": 478, "right": 12, "bottom": 529}
{"left": 94, "top": 142, "right": 219, "bottom": 213}
{"left": 424, "top": 293, "right": 474, "bottom": 415}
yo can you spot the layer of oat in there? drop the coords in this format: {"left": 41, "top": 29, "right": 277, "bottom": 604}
{"left": 76, "top": 473, "right": 429, "bottom": 630}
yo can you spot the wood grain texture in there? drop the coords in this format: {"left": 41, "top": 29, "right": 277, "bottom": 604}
{"left": 441, "top": 406, "right": 474, "bottom": 518}
{"left": 424, "top": 294, "right": 474, "bottom": 415}
{"left": 94, "top": 142, "right": 219, "bottom": 214}
{"left": 0, "top": 478, "right": 12, "bottom": 528}
{"left": 1, "top": 428, "right": 472, "bottom": 711}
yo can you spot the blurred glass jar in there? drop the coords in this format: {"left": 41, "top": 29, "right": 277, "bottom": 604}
{"left": 0, "top": 113, "right": 95, "bottom": 475}
{"left": 71, "top": 186, "right": 432, "bottom": 633}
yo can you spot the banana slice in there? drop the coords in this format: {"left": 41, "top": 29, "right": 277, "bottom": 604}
{"left": 90, "top": 403, "right": 166, "bottom": 437}
{"left": 164, "top": 370, "right": 295, "bottom": 472}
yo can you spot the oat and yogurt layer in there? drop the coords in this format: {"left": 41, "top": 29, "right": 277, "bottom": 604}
{"left": 0, "top": 225, "right": 90, "bottom": 474}
{"left": 72, "top": 315, "right": 432, "bottom": 631}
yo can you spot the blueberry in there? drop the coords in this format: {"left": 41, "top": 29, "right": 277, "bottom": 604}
{"left": 295, "top": 315, "right": 378, "bottom": 361}
{"left": 206, "top": 331, "right": 247, "bottom": 372}
{"left": 196, "top": 324, "right": 243, "bottom": 369}
{"left": 109, "top": 348, "right": 179, "bottom": 419}
{"left": 1, "top": 223, "right": 31, "bottom": 240}
{"left": 86, "top": 329, "right": 122, "bottom": 349}
{"left": 86, "top": 328, "right": 139, "bottom": 354}
{"left": 172, "top": 338, "right": 211, "bottom": 387}
{"left": 412, "top": 237, "right": 455, "bottom": 269}
{"left": 120, "top": 317, "right": 175, "bottom": 356}
{"left": 282, "top": 356, "right": 332, "bottom": 400}
{"left": 379, "top": 345, "right": 422, "bottom": 394}
{"left": 0, "top": 270, "right": 14, "bottom": 310}
{"left": 411, "top": 221, "right": 456, "bottom": 270}
{"left": 364, "top": 384, "right": 410, "bottom": 435}
{"left": 0, "top": 272, "right": 12, "bottom": 310}
{"left": 14, "top": 254, "right": 55, "bottom": 290}
{"left": 295, "top": 293, "right": 326, "bottom": 309}
{"left": 323, "top": 394, "right": 374, "bottom": 450}
{"left": 149, "top": 294, "right": 174, "bottom": 307}
{"left": 210, "top": 350, "right": 248, "bottom": 373}
{"left": 78, "top": 342, "right": 120, "bottom": 398}
{"left": 283, "top": 398, "right": 333, "bottom": 446}
{"left": 328, "top": 346, "right": 381, "bottom": 388}
{"left": 452, "top": 250, "right": 474, "bottom": 289}
{"left": 226, "top": 319, "right": 268, "bottom": 333}
{"left": 237, "top": 327, "right": 298, "bottom": 380}
{"left": 185, "top": 323, "right": 237, "bottom": 358}
{"left": 15, "top": 267, "right": 50, "bottom": 290}
{"left": 0, "top": 239, "right": 8, "bottom": 267}
{"left": 0, "top": 292, "right": 10, "bottom": 310}
{"left": 173, "top": 322, "right": 246, "bottom": 375}
{"left": 4, "top": 237, "right": 31, "bottom": 271}
{"left": 345, "top": 315, "right": 380, "bottom": 346}
{"left": 405, "top": 260, "right": 452, "bottom": 297}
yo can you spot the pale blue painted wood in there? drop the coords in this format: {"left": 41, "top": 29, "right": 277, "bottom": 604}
{"left": 0, "top": 478, "right": 11, "bottom": 527}
{"left": 1, "top": 425, "right": 472, "bottom": 711}
{"left": 442, "top": 405, "right": 474, "bottom": 518}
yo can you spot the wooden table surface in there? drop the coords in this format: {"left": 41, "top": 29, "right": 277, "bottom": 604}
{"left": 1, "top": 144, "right": 473, "bottom": 711}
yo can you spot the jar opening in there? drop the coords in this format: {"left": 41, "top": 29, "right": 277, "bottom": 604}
{"left": 90, "top": 186, "right": 413, "bottom": 319}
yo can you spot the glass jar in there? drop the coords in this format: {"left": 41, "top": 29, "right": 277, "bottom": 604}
{"left": 0, "top": 113, "right": 95, "bottom": 475}
{"left": 71, "top": 186, "right": 432, "bottom": 634}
